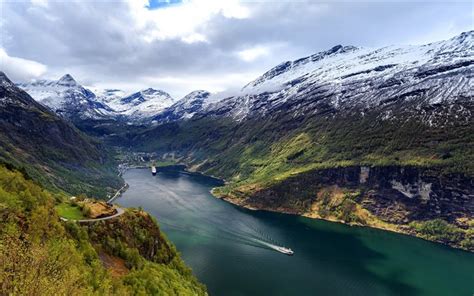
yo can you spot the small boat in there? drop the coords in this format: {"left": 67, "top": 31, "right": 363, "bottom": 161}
{"left": 151, "top": 166, "right": 157, "bottom": 175}
{"left": 275, "top": 246, "right": 294, "bottom": 256}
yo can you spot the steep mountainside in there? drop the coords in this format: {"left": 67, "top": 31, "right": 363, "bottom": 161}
{"left": 0, "top": 72, "right": 121, "bottom": 197}
{"left": 131, "top": 32, "right": 473, "bottom": 250}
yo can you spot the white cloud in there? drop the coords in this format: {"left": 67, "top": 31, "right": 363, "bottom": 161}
{"left": 127, "top": 0, "right": 251, "bottom": 42}
{"left": 237, "top": 46, "right": 269, "bottom": 62}
{"left": 181, "top": 33, "right": 208, "bottom": 44}
{"left": 0, "top": 48, "right": 47, "bottom": 81}
{"left": 30, "top": 0, "right": 48, "bottom": 8}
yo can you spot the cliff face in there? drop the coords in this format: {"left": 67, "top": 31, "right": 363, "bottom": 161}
{"left": 222, "top": 165, "right": 473, "bottom": 250}
{"left": 250, "top": 166, "right": 472, "bottom": 223}
{"left": 85, "top": 210, "right": 176, "bottom": 264}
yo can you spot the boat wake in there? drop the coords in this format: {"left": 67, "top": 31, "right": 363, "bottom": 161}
{"left": 160, "top": 216, "right": 294, "bottom": 256}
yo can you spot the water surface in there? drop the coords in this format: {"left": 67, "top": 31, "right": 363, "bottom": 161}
{"left": 117, "top": 168, "right": 474, "bottom": 296}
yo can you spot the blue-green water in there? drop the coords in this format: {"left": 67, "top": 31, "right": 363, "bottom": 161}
{"left": 117, "top": 168, "right": 474, "bottom": 296}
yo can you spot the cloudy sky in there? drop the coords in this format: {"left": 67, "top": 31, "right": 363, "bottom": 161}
{"left": 1, "top": 0, "right": 472, "bottom": 98}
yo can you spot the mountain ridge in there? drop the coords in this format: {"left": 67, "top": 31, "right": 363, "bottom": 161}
{"left": 15, "top": 31, "right": 474, "bottom": 126}
{"left": 0, "top": 71, "right": 121, "bottom": 197}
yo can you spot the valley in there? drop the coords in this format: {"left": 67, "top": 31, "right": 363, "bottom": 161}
{"left": 9, "top": 31, "right": 474, "bottom": 251}
{"left": 116, "top": 167, "right": 474, "bottom": 296}
{"left": 1, "top": 28, "right": 473, "bottom": 295}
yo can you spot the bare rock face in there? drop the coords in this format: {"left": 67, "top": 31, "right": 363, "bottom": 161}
{"left": 245, "top": 166, "right": 473, "bottom": 227}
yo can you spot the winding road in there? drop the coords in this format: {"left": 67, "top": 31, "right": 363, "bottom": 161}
{"left": 60, "top": 180, "right": 129, "bottom": 223}
{"left": 60, "top": 207, "right": 125, "bottom": 223}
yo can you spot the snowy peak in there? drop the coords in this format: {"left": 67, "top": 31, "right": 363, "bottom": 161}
{"left": 151, "top": 90, "right": 211, "bottom": 123}
{"left": 57, "top": 74, "right": 78, "bottom": 87}
{"left": 431, "top": 30, "right": 473, "bottom": 57}
{"left": 175, "top": 90, "right": 211, "bottom": 112}
{"left": 0, "top": 72, "right": 51, "bottom": 111}
{"left": 203, "top": 31, "right": 473, "bottom": 122}
{"left": 141, "top": 88, "right": 170, "bottom": 97}
{"left": 95, "top": 87, "right": 176, "bottom": 121}
{"left": 244, "top": 44, "right": 359, "bottom": 90}
{"left": 120, "top": 88, "right": 172, "bottom": 106}
{"left": 181, "top": 90, "right": 211, "bottom": 104}
{"left": 241, "top": 31, "right": 474, "bottom": 96}
{"left": 0, "top": 71, "right": 15, "bottom": 89}
{"left": 94, "top": 89, "right": 125, "bottom": 102}
{"left": 0, "top": 71, "right": 11, "bottom": 82}
{"left": 17, "top": 74, "right": 112, "bottom": 120}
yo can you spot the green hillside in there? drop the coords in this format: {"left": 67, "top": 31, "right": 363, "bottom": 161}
{"left": 0, "top": 165, "right": 206, "bottom": 295}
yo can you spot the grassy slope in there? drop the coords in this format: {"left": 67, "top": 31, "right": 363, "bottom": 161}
{"left": 56, "top": 203, "right": 86, "bottom": 220}
{"left": 136, "top": 108, "right": 473, "bottom": 191}
{"left": 0, "top": 165, "right": 206, "bottom": 295}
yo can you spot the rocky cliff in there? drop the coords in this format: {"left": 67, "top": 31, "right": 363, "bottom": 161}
{"left": 217, "top": 165, "right": 473, "bottom": 250}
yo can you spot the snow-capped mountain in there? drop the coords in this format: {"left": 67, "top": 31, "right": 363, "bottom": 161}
{"left": 152, "top": 90, "right": 211, "bottom": 123}
{"left": 93, "top": 88, "right": 127, "bottom": 105}
{"left": 101, "top": 88, "right": 176, "bottom": 121}
{"left": 17, "top": 74, "right": 114, "bottom": 120}
{"left": 16, "top": 31, "right": 473, "bottom": 127}
{"left": 198, "top": 31, "right": 473, "bottom": 123}
{"left": 19, "top": 76, "right": 177, "bottom": 123}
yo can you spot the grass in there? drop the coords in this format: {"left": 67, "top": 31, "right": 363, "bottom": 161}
{"left": 55, "top": 202, "right": 86, "bottom": 220}
{"left": 155, "top": 160, "right": 177, "bottom": 167}
{"left": 134, "top": 107, "right": 474, "bottom": 194}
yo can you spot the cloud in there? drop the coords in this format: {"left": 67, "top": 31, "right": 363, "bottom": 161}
{"left": 127, "top": 0, "right": 250, "bottom": 42}
{"left": 30, "top": 0, "right": 48, "bottom": 8}
{"left": 0, "top": 0, "right": 471, "bottom": 97}
{"left": 237, "top": 46, "right": 269, "bottom": 62}
{"left": 0, "top": 48, "right": 47, "bottom": 81}
{"left": 181, "top": 33, "right": 208, "bottom": 44}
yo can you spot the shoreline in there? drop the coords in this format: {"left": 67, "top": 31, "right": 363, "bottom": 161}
{"left": 107, "top": 182, "right": 129, "bottom": 204}
{"left": 120, "top": 165, "right": 472, "bottom": 253}
{"left": 213, "top": 192, "right": 473, "bottom": 254}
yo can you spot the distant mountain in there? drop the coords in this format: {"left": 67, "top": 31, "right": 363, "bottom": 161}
{"left": 98, "top": 88, "right": 176, "bottom": 122}
{"left": 19, "top": 75, "right": 178, "bottom": 125}
{"left": 0, "top": 72, "right": 121, "bottom": 197}
{"left": 93, "top": 88, "right": 127, "bottom": 105}
{"left": 17, "top": 74, "right": 114, "bottom": 121}
{"left": 152, "top": 90, "right": 211, "bottom": 123}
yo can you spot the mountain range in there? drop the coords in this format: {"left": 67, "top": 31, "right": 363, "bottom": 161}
{"left": 17, "top": 75, "right": 189, "bottom": 124}
{"left": 17, "top": 31, "right": 473, "bottom": 127}
{"left": 6, "top": 30, "right": 474, "bottom": 250}
{"left": 129, "top": 31, "right": 472, "bottom": 250}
